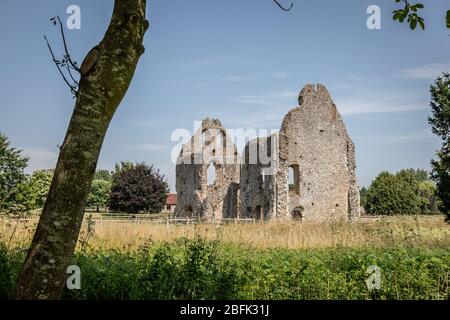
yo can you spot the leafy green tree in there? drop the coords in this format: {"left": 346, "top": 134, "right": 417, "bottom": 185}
{"left": 429, "top": 73, "right": 450, "bottom": 221}
{"left": 0, "top": 133, "right": 28, "bottom": 212}
{"left": 114, "top": 161, "right": 135, "bottom": 175}
{"left": 360, "top": 186, "right": 368, "bottom": 208}
{"left": 109, "top": 163, "right": 169, "bottom": 214}
{"left": 10, "top": 180, "right": 34, "bottom": 213}
{"left": 364, "top": 170, "right": 424, "bottom": 215}
{"left": 28, "top": 170, "right": 54, "bottom": 209}
{"left": 87, "top": 179, "right": 112, "bottom": 212}
{"left": 418, "top": 180, "right": 440, "bottom": 214}
{"left": 404, "top": 168, "right": 429, "bottom": 182}
{"left": 94, "top": 169, "right": 113, "bottom": 182}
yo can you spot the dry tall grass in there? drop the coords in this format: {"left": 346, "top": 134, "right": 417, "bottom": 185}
{"left": 1, "top": 215, "right": 449, "bottom": 251}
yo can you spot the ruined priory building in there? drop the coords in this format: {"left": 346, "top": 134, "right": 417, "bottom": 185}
{"left": 174, "top": 118, "right": 241, "bottom": 220}
{"left": 175, "top": 84, "right": 360, "bottom": 222}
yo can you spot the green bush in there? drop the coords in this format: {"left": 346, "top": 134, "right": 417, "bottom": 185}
{"left": 364, "top": 170, "right": 433, "bottom": 215}
{"left": 0, "top": 240, "right": 448, "bottom": 300}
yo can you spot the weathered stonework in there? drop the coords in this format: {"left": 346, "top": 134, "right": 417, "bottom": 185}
{"left": 174, "top": 118, "right": 240, "bottom": 221}
{"left": 175, "top": 84, "right": 360, "bottom": 222}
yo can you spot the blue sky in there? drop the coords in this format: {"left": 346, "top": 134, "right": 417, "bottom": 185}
{"left": 0, "top": 0, "right": 449, "bottom": 191}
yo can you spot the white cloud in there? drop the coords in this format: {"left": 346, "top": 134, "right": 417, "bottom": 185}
{"left": 354, "top": 129, "right": 438, "bottom": 145}
{"left": 214, "top": 71, "right": 289, "bottom": 83}
{"left": 133, "top": 144, "right": 169, "bottom": 151}
{"left": 22, "top": 147, "right": 58, "bottom": 173}
{"left": 336, "top": 96, "right": 428, "bottom": 115}
{"left": 398, "top": 63, "right": 450, "bottom": 80}
{"left": 388, "top": 129, "right": 438, "bottom": 143}
{"left": 126, "top": 120, "right": 162, "bottom": 128}
{"left": 234, "top": 90, "right": 297, "bottom": 106}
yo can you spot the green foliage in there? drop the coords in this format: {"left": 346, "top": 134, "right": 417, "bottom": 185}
{"left": 404, "top": 168, "right": 429, "bottom": 182}
{"left": 94, "top": 169, "right": 113, "bottom": 182}
{"left": 447, "top": 10, "right": 450, "bottom": 29}
{"left": 0, "top": 244, "right": 14, "bottom": 299}
{"left": 7, "top": 180, "right": 34, "bottom": 214}
{"left": 392, "top": 1, "right": 450, "bottom": 30}
{"left": 87, "top": 179, "right": 112, "bottom": 212}
{"left": 2, "top": 169, "right": 54, "bottom": 214}
{"left": 418, "top": 180, "right": 440, "bottom": 214}
{"left": 360, "top": 186, "right": 368, "bottom": 208}
{"left": 364, "top": 170, "right": 428, "bottom": 215}
{"left": 114, "top": 161, "right": 135, "bottom": 175}
{"left": 0, "top": 239, "right": 448, "bottom": 300}
{"left": 429, "top": 73, "right": 450, "bottom": 221}
{"left": 109, "top": 162, "right": 169, "bottom": 214}
{"left": 429, "top": 74, "right": 450, "bottom": 140}
{"left": 392, "top": 1, "right": 425, "bottom": 30}
{"left": 27, "top": 169, "right": 53, "bottom": 209}
{"left": 0, "top": 133, "right": 28, "bottom": 212}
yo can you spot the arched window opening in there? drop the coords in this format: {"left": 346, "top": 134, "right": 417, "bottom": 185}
{"left": 201, "top": 130, "right": 207, "bottom": 148}
{"left": 288, "top": 167, "right": 294, "bottom": 185}
{"left": 288, "top": 164, "right": 300, "bottom": 195}
{"left": 254, "top": 205, "right": 262, "bottom": 220}
{"left": 291, "top": 206, "right": 304, "bottom": 221}
{"left": 207, "top": 163, "right": 216, "bottom": 185}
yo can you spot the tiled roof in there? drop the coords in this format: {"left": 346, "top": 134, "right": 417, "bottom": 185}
{"left": 166, "top": 193, "right": 177, "bottom": 205}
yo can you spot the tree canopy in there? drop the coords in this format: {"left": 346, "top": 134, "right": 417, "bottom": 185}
{"left": 0, "top": 133, "right": 28, "bottom": 212}
{"left": 363, "top": 169, "right": 437, "bottom": 215}
{"left": 87, "top": 179, "right": 112, "bottom": 212}
{"left": 109, "top": 163, "right": 169, "bottom": 214}
{"left": 429, "top": 73, "right": 450, "bottom": 221}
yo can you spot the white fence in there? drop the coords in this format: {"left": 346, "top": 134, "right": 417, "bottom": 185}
{"left": 12, "top": 216, "right": 256, "bottom": 225}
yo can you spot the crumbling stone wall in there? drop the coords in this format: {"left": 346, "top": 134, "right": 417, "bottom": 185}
{"left": 275, "top": 84, "right": 360, "bottom": 221}
{"left": 175, "top": 84, "right": 360, "bottom": 222}
{"left": 174, "top": 118, "right": 240, "bottom": 221}
{"left": 239, "top": 135, "right": 278, "bottom": 220}
{"left": 239, "top": 84, "right": 360, "bottom": 221}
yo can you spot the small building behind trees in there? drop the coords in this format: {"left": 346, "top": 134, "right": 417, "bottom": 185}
{"left": 165, "top": 193, "right": 177, "bottom": 212}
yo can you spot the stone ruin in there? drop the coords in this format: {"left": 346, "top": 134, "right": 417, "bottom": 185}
{"left": 174, "top": 84, "right": 360, "bottom": 222}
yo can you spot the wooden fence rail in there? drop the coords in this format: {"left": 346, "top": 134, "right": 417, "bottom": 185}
{"left": 10, "top": 216, "right": 256, "bottom": 225}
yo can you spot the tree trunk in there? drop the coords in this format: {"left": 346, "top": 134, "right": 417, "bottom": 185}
{"left": 15, "top": 0, "right": 148, "bottom": 300}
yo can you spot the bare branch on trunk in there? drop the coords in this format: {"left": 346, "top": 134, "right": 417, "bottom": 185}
{"left": 273, "top": 0, "right": 293, "bottom": 11}
{"left": 15, "top": 0, "right": 149, "bottom": 300}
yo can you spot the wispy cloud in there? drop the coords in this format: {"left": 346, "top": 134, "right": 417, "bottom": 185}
{"left": 398, "top": 62, "right": 450, "bottom": 80}
{"left": 214, "top": 72, "right": 289, "bottom": 83}
{"left": 234, "top": 90, "right": 297, "bottom": 106}
{"left": 22, "top": 147, "right": 58, "bottom": 173}
{"left": 126, "top": 120, "right": 162, "bottom": 128}
{"left": 336, "top": 96, "right": 428, "bottom": 115}
{"left": 354, "top": 129, "right": 438, "bottom": 145}
{"left": 133, "top": 144, "right": 169, "bottom": 151}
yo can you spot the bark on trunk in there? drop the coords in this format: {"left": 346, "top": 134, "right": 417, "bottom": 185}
{"left": 15, "top": 0, "right": 148, "bottom": 300}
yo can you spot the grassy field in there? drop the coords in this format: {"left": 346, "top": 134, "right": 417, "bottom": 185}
{"left": 1, "top": 215, "right": 448, "bottom": 251}
{"left": 0, "top": 215, "right": 449, "bottom": 300}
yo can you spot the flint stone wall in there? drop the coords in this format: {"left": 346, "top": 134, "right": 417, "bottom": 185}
{"left": 175, "top": 84, "right": 360, "bottom": 222}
